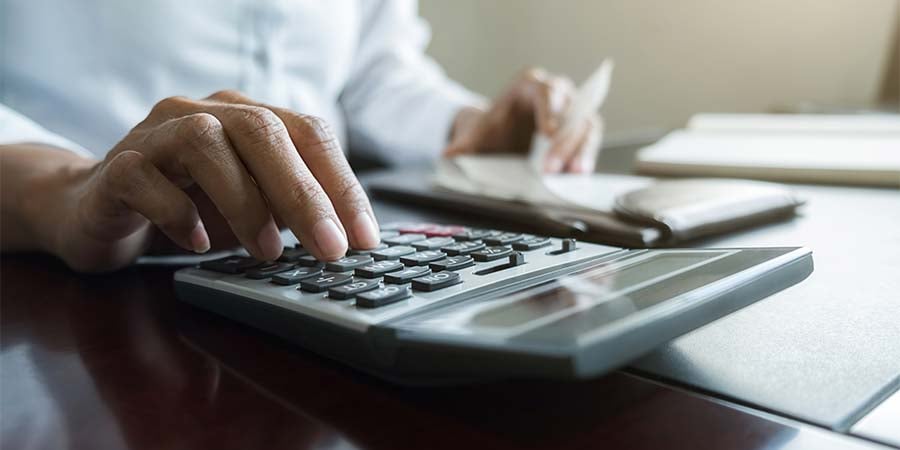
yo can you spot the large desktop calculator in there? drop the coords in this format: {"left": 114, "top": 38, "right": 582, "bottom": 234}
{"left": 175, "top": 222, "right": 813, "bottom": 383}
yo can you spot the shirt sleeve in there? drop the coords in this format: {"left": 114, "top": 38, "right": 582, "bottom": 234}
{"left": 340, "top": 0, "right": 486, "bottom": 166}
{"left": 0, "top": 103, "right": 93, "bottom": 157}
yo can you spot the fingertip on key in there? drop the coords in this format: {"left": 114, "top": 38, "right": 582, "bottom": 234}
{"left": 190, "top": 221, "right": 210, "bottom": 254}
{"left": 350, "top": 213, "right": 380, "bottom": 250}
{"left": 313, "top": 217, "right": 348, "bottom": 260}
{"left": 256, "top": 220, "right": 283, "bottom": 260}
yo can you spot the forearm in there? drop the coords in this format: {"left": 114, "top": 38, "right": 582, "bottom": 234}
{"left": 0, "top": 143, "right": 97, "bottom": 253}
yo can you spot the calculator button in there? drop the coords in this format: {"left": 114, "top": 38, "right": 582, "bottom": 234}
{"left": 328, "top": 278, "right": 381, "bottom": 300}
{"left": 371, "top": 245, "right": 416, "bottom": 260}
{"left": 400, "top": 250, "right": 447, "bottom": 266}
{"left": 412, "top": 237, "right": 455, "bottom": 250}
{"left": 547, "top": 238, "right": 578, "bottom": 255}
{"left": 199, "top": 256, "right": 261, "bottom": 274}
{"left": 412, "top": 271, "right": 462, "bottom": 292}
{"left": 277, "top": 247, "right": 308, "bottom": 263}
{"left": 483, "top": 233, "right": 525, "bottom": 246}
{"left": 298, "top": 255, "right": 324, "bottom": 267}
{"left": 355, "top": 260, "right": 404, "bottom": 278}
{"left": 383, "top": 234, "right": 427, "bottom": 246}
{"left": 397, "top": 223, "right": 433, "bottom": 234}
{"left": 513, "top": 237, "right": 552, "bottom": 251}
{"left": 452, "top": 229, "right": 493, "bottom": 241}
{"left": 473, "top": 252, "right": 527, "bottom": 276}
{"left": 325, "top": 255, "right": 375, "bottom": 273}
{"left": 379, "top": 230, "right": 400, "bottom": 239}
{"left": 441, "top": 241, "right": 486, "bottom": 256}
{"left": 356, "top": 285, "right": 411, "bottom": 308}
{"left": 299, "top": 273, "right": 353, "bottom": 292}
{"left": 383, "top": 266, "right": 431, "bottom": 284}
{"left": 348, "top": 243, "right": 388, "bottom": 255}
{"left": 430, "top": 255, "right": 475, "bottom": 272}
{"left": 420, "top": 225, "right": 466, "bottom": 237}
{"left": 472, "top": 246, "right": 513, "bottom": 262}
{"left": 271, "top": 267, "right": 323, "bottom": 285}
{"left": 245, "top": 262, "right": 296, "bottom": 279}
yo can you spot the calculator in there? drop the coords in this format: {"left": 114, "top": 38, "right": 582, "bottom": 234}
{"left": 174, "top": 222, "right": 813, "bottom": 383}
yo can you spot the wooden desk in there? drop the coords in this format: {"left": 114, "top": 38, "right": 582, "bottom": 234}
{"left": 0, "top": 199, "right": 888, "bottom": 450}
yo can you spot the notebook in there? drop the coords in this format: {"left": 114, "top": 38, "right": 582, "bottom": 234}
{"left": 636, "top": 114, "right": 900, "bottom": 188}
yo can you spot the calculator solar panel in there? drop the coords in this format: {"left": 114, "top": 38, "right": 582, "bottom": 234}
{"left": 175, "top": 222, "right": 813, "bottom": 382}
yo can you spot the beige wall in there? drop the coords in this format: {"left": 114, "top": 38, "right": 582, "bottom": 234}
{"left": 420, "top": 0, "right": 899, "bottom": 137}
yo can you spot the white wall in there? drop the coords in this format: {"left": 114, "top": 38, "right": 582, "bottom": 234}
{"left": 420, "top": 0, "right": 898, "bottom": 137}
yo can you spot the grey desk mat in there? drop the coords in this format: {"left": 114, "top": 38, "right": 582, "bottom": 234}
{"left": 632, "top": 184, "right": 900, "bottom": 430}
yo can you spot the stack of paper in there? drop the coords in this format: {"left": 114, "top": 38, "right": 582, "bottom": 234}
{"left": 636, "top": 114, "right": 900, "bottom": 187}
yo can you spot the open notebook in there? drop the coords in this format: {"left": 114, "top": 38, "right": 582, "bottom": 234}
{"left": 636, "top": 114, "right": 900, "bottom": 188}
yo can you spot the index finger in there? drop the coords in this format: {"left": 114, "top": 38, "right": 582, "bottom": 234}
{"left": 206, "top": 91, "right": 380, "bottom": 251}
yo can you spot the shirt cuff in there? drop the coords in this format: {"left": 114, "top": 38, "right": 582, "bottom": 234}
{"left": 416, "top": 83, "right": 487, "bottom": 159}
{"left": 0, "top": 105, "right": 94, "bottom": 158}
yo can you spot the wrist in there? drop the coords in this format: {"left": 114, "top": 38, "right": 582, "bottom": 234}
{"left": 15, "top": 147, "right": 97, "bottom": 255}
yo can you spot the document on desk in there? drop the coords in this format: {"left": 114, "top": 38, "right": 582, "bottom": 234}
{"left": 636, "top": 113, "right": 900, "bottom": 187}
{"left": 434, "top": 155, "right": 651, "bottom": 214}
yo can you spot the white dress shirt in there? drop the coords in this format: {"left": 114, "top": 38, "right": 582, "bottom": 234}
{"left": 0, "top": 0, "right": 482, "bottom": 165}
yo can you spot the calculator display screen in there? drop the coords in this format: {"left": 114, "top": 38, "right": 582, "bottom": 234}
{"left": 397, "top": 250, "right": 739, "bottom": 340}
{"left": 469, "top": 253, "right": 719, "bottom": 329}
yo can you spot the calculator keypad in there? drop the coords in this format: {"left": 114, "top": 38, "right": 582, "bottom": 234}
{"left": 188, "top": 223, "right": 605, "bottom": 314}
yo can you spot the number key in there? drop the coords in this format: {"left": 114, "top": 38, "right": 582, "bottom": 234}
{"left": 299, "top": 273, "right": 353, "bottom": 292}
{"left": 472, "top": 246, "right": 512, "bottom": 262}
{"left": 325, "top": 255, "right": 374, "bottom": 272}
{"left": 328, "top": 278, "right": 381, "bottom": 300}
{"left": 412, "top": 271, "right": 461, "bottom": 292}
{"left": 356, "top": 285, "right": 411, "bottom": 308}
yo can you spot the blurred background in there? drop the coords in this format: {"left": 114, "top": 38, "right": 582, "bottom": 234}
{"left": 420, "top": 0, "right": 899, "bottom": 144}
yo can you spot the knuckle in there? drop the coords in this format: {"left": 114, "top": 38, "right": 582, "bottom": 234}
{"left": 208, "top": 89, "right": 243, "bottom": 102}
{"left": 151, "top": 96, "right": 191, "bottom": 116}
{"left": 233, "top": 106, "right": 286, "bottom": 139}
{"left": 286, "top": 175, "right": 326, "bottom": 211}
{"left": 104, "top": 151, "right": 146, "bottom": 195}
{"left": 520, "top": 67, "right": 546, "bottom": 82}
{"left": 176, "top": 113, "right": 224, "bottom": 148}
{"left": 295, "top": 115, "right": 340, "bottom": 155}
{"left": 335, "top": 175, "right": 368, "bottom": 210}
{"left": 299, "top": 114, "right": 333, "bottom": 136}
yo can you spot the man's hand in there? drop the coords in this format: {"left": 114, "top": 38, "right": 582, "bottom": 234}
{"left": 444, "top": 68, "right": 602, "bottom": 174}
{"left": 9, "top": 91, "right": 380, "bottom": 272}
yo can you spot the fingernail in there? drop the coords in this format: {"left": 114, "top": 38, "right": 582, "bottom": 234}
{"left": 190, "top": 221, "right": 210, "bottom": 254}
{"left": 545, "top": 157, "right": 564, "bottom": 173}
{"left": 351, "top": 213, "right": 380, "bottom": 249}
{"left": 256, "top": 220, "right": 283, "bottom": 260}
{"left": 313, "top": 217, "right": 348, "bottom": 259}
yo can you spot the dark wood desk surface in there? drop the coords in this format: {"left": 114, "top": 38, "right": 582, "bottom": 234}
{"left": 1, "top": 256, "right": 883, "bottom": 450}
{"left": 2, "top": 200, "right": 888, "bottom": 450}
{"left": 4, "top": 140, "right": 895, "bottom": 449}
